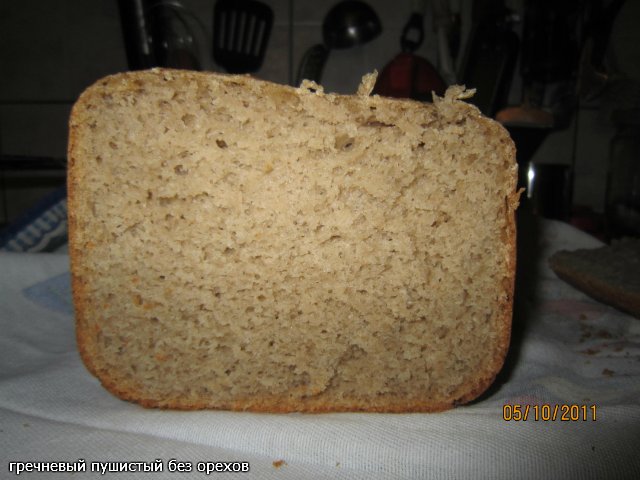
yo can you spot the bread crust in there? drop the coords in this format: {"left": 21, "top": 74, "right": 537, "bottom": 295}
{"left": 68, "top": 69, "right": 519, "bottom": 412}
{"left": 67, "top": 102, "right": 96, "bottom": 378}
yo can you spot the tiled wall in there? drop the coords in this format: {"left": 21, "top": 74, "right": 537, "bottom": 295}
{"left": 0, "top": 0, "right": 613, "bottom": 226}
{"left": 0, "top": 0, "right": 127, "bottom": 225}
{"left": 180, "top": 0, "right": 447, "bottom": 93}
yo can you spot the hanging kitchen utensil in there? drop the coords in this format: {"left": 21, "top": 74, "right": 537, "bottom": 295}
{"left": 374, "top": 0, "right": 446, "bottom": 101}
{"left": 297, "top": 44, "right": 330, "bottom": 86}
{"left": 212, "top": 0, "right": 273, "bottom": 73}
{"left": 147, "top": 0, "right": 204, "bottom": 70}
{"left": 458, "top": 0, "right": 519, "bottom": 117}
{"left": 296, "top": 0, "right": 382, "bottom": 85}
{"left": 400, "top": 11, "right": 424, "bottom": 53}
{"left": 118, "top": 0, "right": 206, "bottom": 70}
{"left": 432, "top": 0, "right": 457, "bottom": 85}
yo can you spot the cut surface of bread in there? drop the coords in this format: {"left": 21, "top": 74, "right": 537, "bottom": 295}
{"left": 549, "top": 238, "right": 640, "bottom": 319}
{"left": 68, "top": 69, "right": 519, "bottom": 412}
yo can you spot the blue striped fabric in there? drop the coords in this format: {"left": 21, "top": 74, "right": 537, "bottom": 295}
{"left": 0, "top": 186, "right": 67, "bottom": 252}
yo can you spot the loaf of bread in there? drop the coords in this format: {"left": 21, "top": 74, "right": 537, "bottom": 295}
{"left": 68, "top": 69, "right": 519, "bottom": 412}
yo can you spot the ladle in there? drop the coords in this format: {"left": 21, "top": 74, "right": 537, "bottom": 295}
{"left": 296, "top": 1, "right": 382, "bottom": 85}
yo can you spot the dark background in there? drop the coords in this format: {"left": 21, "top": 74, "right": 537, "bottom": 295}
{"left": 1, "top": 0, "right": 638, "bottom": 239}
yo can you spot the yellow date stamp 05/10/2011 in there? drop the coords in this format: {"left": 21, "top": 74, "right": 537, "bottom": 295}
{"left": 503, "top": 404, "right": 597, "bottom": 422}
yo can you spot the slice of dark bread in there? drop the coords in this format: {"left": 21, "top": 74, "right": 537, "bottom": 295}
{"left": 549, "top": 238, "right": 640, "bottom": 318}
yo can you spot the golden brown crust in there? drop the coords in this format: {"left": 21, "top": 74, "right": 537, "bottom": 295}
{"left": 99, "top": 381, "right": 457, "bottom": 413}
{"left": 69, "top": 69, "right": 519, "bottom": 412}
{"left": 67, "top": 101, "right": 95, "bottom": 378}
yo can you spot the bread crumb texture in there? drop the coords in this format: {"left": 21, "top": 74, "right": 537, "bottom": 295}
{"left": 68, "top": 69, "right": 519, "bottom": 412}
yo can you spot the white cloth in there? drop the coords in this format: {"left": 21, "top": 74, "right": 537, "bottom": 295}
{"left": 1, "top": 219, "right": 639, "bottom": 479}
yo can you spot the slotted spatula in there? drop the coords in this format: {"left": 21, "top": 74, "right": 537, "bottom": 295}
{"left": 212, "top": 0, "right": 274, "bottom": 73}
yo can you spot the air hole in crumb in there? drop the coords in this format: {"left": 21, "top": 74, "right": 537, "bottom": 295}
{"left": 109, "top": 141, "right": 117, "bottom": 150}
{"left": 246, "top": 306, "right": 255, "bottom": 313}
{"left": 216, "top": 139, "right": 228, "bottom": 149}
{"left": 160, "top": 197, "right": 177, "bottom": 206}
{"left": 174, "top": 164, "right": 188, "bottom": 175}
{"left": 257, "top": 295, "right": 266, "bottom": 301}
{"left": 363, "top": 119, "right": 395, "bottom": 128}
{"left": 335, "top": 134, "right": 355, "bottom": 151}
{"left": 181, "top": 113, "right": 195, "bottom": 127}
{"left": 435, "top": 326, "right": 449, "bottom": 339}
